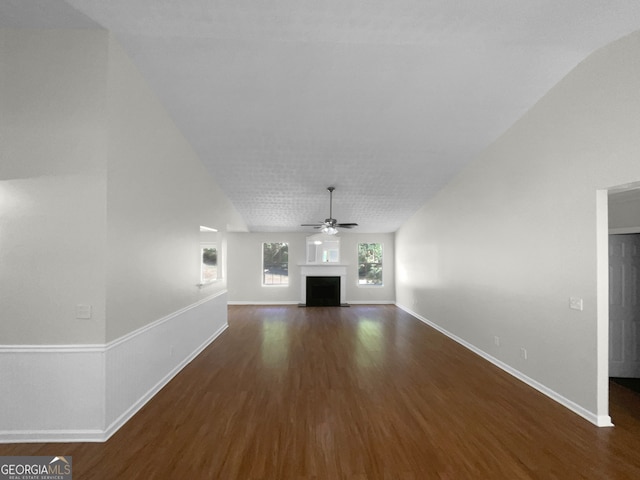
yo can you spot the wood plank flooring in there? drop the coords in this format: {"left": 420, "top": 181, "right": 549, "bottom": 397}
{"left": 2, "top": 305, "right": 640, "bottom": 479}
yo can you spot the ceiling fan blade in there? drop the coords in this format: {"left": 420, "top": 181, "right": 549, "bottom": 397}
{"left": 336, "top": 223, "right": 358, "bottom": 227}
{"left": 301, "top": 223, "right": 324, "bottom": 226}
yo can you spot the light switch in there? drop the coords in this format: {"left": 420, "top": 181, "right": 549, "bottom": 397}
{"left": 569, "top": 297, "right": 583, "bottom": 311}
{"left": 76, "top": 304, "right": 92, "bottom": 319}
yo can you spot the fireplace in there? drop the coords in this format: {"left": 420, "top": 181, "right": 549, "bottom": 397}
{"left": 306, "top": 276, "right": 341, "bottom": 306}
{"left": 299, "top": 264, "right": 347, "bottom": 306}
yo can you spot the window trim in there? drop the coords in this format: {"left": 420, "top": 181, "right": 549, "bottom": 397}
{"left": 357, "top": 242, "right": 384, "bottom": 287}
{"left": 262, "top": 242, "right": 290, "bottom": 287}
{"left": 200, "top": 243, "right": 218, "bottom": 285}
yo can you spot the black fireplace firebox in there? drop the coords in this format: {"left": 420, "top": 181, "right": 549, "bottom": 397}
{"left": 306, "top": 276, "right": 340, "bottom": 306}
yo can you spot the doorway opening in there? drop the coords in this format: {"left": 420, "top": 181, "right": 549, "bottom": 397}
{"left": 598, "top": 182, "right": 640, "bottom": 425}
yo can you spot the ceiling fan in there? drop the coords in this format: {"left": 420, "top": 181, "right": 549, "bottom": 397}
{"left": 301, "top": 187, "right": 358, "bottom": 235}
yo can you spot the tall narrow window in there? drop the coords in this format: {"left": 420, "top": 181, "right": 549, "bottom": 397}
{"left": 263, "top": 242, "right": 289, "bottom": 286}
{"left": 358, "top": 243, "right": 383, "bottom": 286}
{"left": 201, "top": 245, "right": 218, "bottom": 283}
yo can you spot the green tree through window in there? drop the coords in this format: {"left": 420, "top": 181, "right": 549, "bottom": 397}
{"left": 263, "top": 242, "right": 289, "bottom": 285}
{"left": 358, "top": 243, "right": 383, "bottom": 285}
{"left": 201, "top": 246, "right": 217, "bottom": 283}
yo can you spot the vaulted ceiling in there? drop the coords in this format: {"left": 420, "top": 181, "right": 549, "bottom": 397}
{"left": 3, "top": 1, "right": 640, "bottom": 232}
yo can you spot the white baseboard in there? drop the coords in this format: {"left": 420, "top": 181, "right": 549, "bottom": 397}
{"left": 228, "top": 300, "right": 395, "bottom": 305}
{"left": 348, "top": 300, "right": 395, "bottom": 305}
{"left": 227, "top": 301, "right": 300, "bottom": 305}
{"left": 0, "top": 291, "right": 229, "bottom": 443}
{"left": 396, "top": 303, "right": 613, "bottom": 428}
{"left": 0, "top": 429, "right": 107, "bottom": 444}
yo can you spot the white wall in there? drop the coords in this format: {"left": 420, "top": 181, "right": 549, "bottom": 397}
{"left": 227, "top": 232, "right": 395, "bottom": 304}
{"left": 0, "top": 29, "right": 246, "bottom": 442}
{"left": 395, "top": 30, "right": 640, "bottom": 425}
{"left": 0, "top": 29, "right": 108, "bottom": 345}
{"left": 0, "top": 28, "right": 246, "bottom": 345}
{"left": 104, "top": 37, "right": 245, "bottom": 341}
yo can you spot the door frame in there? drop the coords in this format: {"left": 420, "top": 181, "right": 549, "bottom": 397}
{"left": 597, "top": 182, "right": 640, "bottom": 426}
{"left": 595, "top": 189, "right": 610, "bottom": 425}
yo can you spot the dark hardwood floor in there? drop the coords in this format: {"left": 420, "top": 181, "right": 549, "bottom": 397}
{"left": 2, "top": 305, "right": 640, "bottom": 479}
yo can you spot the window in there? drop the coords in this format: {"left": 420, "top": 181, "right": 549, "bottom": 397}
{"left": 263, "top": 242, "right": 289, "bottom": 286}
{"left": 358, "top": 243, "right": 383, "bottom": 286}
{"left": 199, "top": 226, "right": 219, "bottom": 285}
{"left": 201, "top": 245, "right": 217, "bottom": 283}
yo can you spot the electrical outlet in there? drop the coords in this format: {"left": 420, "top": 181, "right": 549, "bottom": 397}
{"left": 76, "top": 304, "right": 92, "bottom": 319}
{"left": 520, "top": 347, "right": 528, "bottom": 360}
{"left": 569, "top": 297, "right": 584, "bottom": 311}
{"left": 494, "top": 336, "right": 500, "bottom": 347}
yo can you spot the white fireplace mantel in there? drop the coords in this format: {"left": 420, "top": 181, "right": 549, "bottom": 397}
{"left": 299, "top": 263, "right": 347, "bottom": 305}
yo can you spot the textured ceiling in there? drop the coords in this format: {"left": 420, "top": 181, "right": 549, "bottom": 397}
{"left": 4, "top": 1, "right": 640, "bottom": 232}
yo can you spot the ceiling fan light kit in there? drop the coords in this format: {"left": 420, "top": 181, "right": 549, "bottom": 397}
{"left": 321, "top": 225, "right": 338, "bottom": 235}
{"left": 301, "top": 187, "right": 358, "bottom": 235}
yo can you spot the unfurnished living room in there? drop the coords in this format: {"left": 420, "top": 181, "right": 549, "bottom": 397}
{"left": 2, "top": 1, "right": 640, "bottom": 478}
